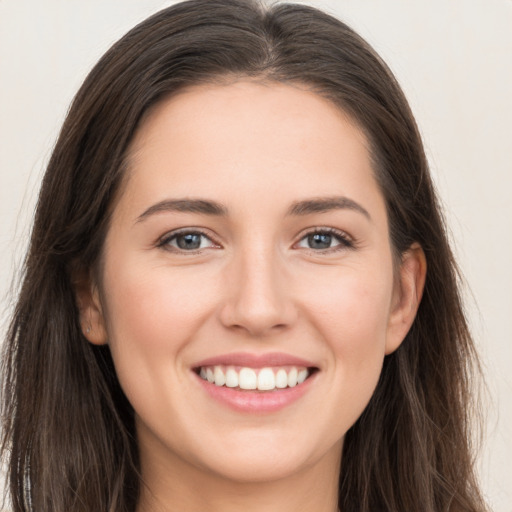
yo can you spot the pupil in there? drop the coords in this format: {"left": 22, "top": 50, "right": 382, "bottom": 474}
{"left": 308, "top": 233, "right": 332, "bottom": 249}
{"left": 177, "top": 233, "right": 201, "bottom": 250}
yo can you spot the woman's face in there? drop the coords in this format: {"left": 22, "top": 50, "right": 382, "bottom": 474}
{"left": 83, "top": 81, "right": 423, "bottom": 485}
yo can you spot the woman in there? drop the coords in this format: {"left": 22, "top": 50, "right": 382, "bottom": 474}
{"left": 1, "top": 0, "right": 487, "bottom": 511}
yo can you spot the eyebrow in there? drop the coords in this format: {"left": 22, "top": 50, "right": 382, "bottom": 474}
{"left": 287, "top": 196, "right": 371, "bottom": 220}
{"left": 136, "top": 198, "right": 228, "bottom": 222}
{"left": 135, "top": 195, "right": 371, "bottom": 223}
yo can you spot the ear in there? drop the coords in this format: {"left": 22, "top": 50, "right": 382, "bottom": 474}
{"left": 73, "top": 268, "right": 108, "bottom": 346}
{"left": 385, "top": 243, "right": 427, "bottom": 355}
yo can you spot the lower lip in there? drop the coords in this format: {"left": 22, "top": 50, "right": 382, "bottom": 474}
{"left": 194, "top": 371, "right": 317, "bottom": 413}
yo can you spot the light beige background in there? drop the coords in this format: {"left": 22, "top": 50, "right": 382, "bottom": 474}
{"left": 1, "top": 1, "right": 511, "bottom": 510}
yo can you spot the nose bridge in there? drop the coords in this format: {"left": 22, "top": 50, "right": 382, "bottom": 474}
{"left": 219, "top": 235, "right": 295, "bottom": 336}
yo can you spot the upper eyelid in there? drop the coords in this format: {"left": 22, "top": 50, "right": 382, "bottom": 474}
{"left": 297, "top": 226, "right": 353, "bottom": 241}
{"left": 160, "top": 227, "right": 215, "bottom": 238}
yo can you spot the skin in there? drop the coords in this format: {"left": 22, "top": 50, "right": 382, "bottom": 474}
{"left": 79, "top": 81, "right": 426, "bottom": 512}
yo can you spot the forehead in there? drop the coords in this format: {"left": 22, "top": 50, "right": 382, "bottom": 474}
{"left": 129, "top": 80, "right": 369, "bottom": 163}
{"left": 120, "top": 80, "right": 384, "bottom": 221}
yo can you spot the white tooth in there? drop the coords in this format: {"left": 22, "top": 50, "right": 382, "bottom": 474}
{"left": 214, "top": 366, "right": 226, "bottom": 386}
{"left": 239, "top": 368, "right": 257, "bottom": 390}
{"left": 257, "top": 368, "right": 275, "bottom": 391}
{"left": 225, "top": 367, "right": 239, "bottom": 388}
{"left": 275, "top": 369, "right": 288, "bottom": 388}
{"left": 199, "top": 367, "right": 207, "bottom": 380}
{"left": 287, "top": 367, "right": 298, "bottom": 387}
{"left": 297, "top": 368, "right": 309, "bottom": 384}
{"left": 206, "top": 367, "right": 214, "bottom": 383}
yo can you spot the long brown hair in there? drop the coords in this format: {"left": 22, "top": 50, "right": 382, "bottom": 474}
{"left": 1, "top": 1, "right": 487, "bottom": 510}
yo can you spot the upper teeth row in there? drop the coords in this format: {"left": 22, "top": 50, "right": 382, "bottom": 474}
{"left": 199, "top": 366, "right": 310, "bottom": 391}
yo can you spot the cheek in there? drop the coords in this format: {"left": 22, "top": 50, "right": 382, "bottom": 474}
{"left": 102, "top": 260, "right": 217, "bottom": 354}
{"left": 99, "top": 259, "right": 220, "bottom": 420}
{"left": 297, "top": 261, "right": 393, "bottom": 369}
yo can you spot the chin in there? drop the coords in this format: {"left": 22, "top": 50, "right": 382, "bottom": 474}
{"left": 191, "top": 429, "right": 342, "bottom": 484}
{"left": 200, "top": 451, "right": 313, "bottom": 484}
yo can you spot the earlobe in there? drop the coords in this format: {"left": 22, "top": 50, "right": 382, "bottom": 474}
{"left": 73, "top": 269, "right": 108, "bottom": 346}
{"left": 385, "top": 243, "right": 427, "bottom": 355}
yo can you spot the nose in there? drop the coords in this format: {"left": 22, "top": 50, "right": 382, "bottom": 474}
{"left": 218, "top": 244, "right": 297, "bottom": 337}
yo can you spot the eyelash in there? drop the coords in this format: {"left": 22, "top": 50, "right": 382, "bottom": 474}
{"left": 296, "top": 227, "right": 355, "bottom": 253}
{"left": 157, "top": 228, "right": 219, "bottom": 253}
{"left": 157, "top": 227, "right": 355, "bottom": 254}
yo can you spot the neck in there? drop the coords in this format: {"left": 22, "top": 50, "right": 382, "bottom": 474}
{"left": 136, "top": 438, "right": 342, "bottom": 512}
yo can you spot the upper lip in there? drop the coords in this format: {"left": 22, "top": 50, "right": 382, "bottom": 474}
{"left": 193, "top": 352, "right": 318, "bottom": 369}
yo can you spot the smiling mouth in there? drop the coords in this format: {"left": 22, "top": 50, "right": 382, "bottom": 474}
{"left": 194, "top": 365, "right": 318, "bottom": 392}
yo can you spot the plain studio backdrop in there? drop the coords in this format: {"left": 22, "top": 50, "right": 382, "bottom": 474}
{"left": 0, "top": 0, "right": 511, "bottom": 510}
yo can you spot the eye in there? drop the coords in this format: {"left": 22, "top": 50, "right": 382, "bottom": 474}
{"left": 158, "top": 230, "right": 219, "bottom": 252}
{"left": 296, "top": 228, "right": 353, "bottom": 251}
